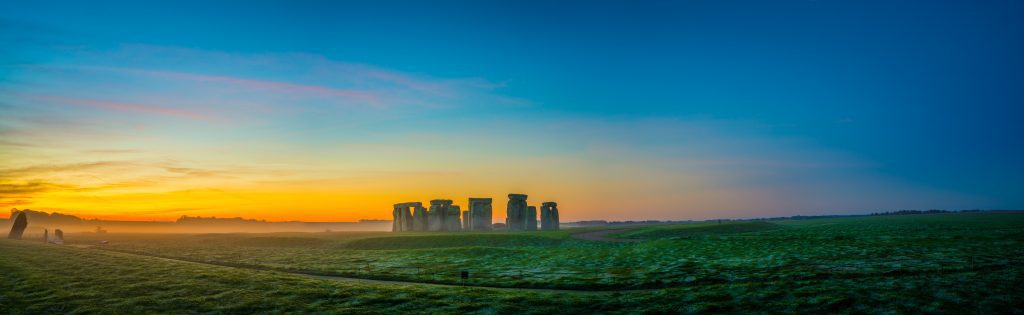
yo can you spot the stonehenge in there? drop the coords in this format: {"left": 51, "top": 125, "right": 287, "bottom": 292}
{"left": 391, "top": 194, "right": 559, "bottom": 232}
{"left": 7, "top": 210, "right": 27, "bottom": 240}
{"left": 541, "top": 202, "right": 560, "bottom": 230}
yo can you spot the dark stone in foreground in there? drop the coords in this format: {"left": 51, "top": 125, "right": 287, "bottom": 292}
{"left": 53, "top": 229, "right": 64, "bottom": 244}
{"left": 7, "top": 211, "right": 27, "bottom": 240}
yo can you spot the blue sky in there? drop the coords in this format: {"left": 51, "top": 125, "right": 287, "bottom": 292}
{"left": 1, "top": 0, "right": 1022, "bottom": 220}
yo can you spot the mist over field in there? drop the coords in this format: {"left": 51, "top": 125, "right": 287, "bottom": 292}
{"left": 1, "top": 209, "right": 392, "bottom": 234}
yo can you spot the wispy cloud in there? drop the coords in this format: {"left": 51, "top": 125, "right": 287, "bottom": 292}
{"left": 70, "top": 65, "right": 382, "bottom": 106}
{"left": 0, "top": 160, "right": 251, "bottom": 209}
{"left": 29, "top": 95, "right": 213, "bottom": 121}
{"left": 0, "top": 180, "right": 69, "bottom": 196}
{"left": 84, "top": 149, "right": 141, "bottom": 154}
{"left": 0, "top": 161, "right": 134, "bottom": 179}
{"left": 673, "top": 158, "right": 873, "bottom": 169}
{"left": 16, "top": 44, "right": 529, "bottom": 112}
{"left": 0, "top": 180, "right": 71, "bottom": 208}
{"left": 0, "top": 139, "right": 37, "bottom": 148}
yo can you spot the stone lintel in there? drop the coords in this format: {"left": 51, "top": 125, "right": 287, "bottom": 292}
{"left": 508, "top": 194, "right": 528, "bottom": 200}
{"left": 429, "top": 199, "right": 453, "bottom": 205}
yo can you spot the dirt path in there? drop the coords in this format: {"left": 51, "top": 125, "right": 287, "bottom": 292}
{"left": 571, "top": 229, "right": 641, "bottom": 243}
{"left": 87, "top": 247, "right": 653, "bottom": 294}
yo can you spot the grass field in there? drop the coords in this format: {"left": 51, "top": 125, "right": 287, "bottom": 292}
{"left": 3, "top": 212, "right": 1023, "bottom": 313}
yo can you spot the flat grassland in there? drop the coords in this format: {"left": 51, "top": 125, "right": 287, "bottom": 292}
{"left": 2, "top": 213, "right": 1023, "bottom": 313}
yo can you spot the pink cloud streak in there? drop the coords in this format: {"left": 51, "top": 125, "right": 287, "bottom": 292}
{"left": 164, "top": 71, "right": 380, "bottom": 103}
{"left": 75, "top": 66, "right": 382, "bottom": 106}
{"left": 31, "top": 95, "right": 212, "bottom": 121}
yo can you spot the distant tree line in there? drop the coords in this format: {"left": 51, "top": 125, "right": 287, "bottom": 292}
{"left": 868, "top": 209, "right": 989, "bottom": 216}
{"left": 565, "top": 209, "right": 1020, "bottom": 227}
{"left": 176, "top": 215, "right": 270, "bottom": 223}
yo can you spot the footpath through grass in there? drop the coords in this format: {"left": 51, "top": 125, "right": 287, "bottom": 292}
{"left": 4, "top": 228, "right": 1024, "bottom": 313}
{"left": 65, "top": 213, "right": 1024, "bottom": 292}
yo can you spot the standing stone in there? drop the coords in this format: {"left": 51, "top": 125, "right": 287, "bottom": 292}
{"left": 540, "top": 204, "right": 548, "bottom": 230}
{"left": 43, "top": 228, "right": 48, "bottom": 243}
{"left": 551, "top": 202, "right": 560, "bottom": 230}
{"left": 468, "top": 198, "right": 493, "bottom": 231}
{"left": 427, "top": 200, "right": 443, "bottom": 231}
{"left": 412, "top": 203, "right": 427, "bottom": 231}
{"left": 462, "top": 211, "right": 471, "bottom": 231}
{"left": 439, "top": 200, "right": 454, "bottom": 231}
{"left": 53, "top": 229, "right": 64, "bottom": 244}
{"left": 505, "top": 194, "right": 528, "bottom": 231}
{"left": 392, "top": 203, "right": 416, "bottom": 232}
{"left": 541, "top": 202, "right": 559, "bottom": 230}
{"left": 402, "top": 204, "right": 414, "bottom": 231}
{"left": 526, "top": 206, "right": 538, "bottom": 230}
{"left": 392, "top": 204, "right": 401, "bottom": 232}
{"left": 428, "top": 199, "right": 454, "bottom": 231}
{"left": 6, "top": 211, "right": 27, "bottom": 240}
{"left": 446, "top": 205, "right": 462, "bottom": 232}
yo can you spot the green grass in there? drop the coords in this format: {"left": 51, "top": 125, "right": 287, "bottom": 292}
{"left": 4, "top": 212, "right": 1023, "bottom": 313}
{"left": 616, "top": 221, "right": 781, "bottom": 239}
{"left": 0, "top": 240, "right": 601, "bottom": 314}
{"left": 345, "top": 233, "right": 565, "bottom": 250}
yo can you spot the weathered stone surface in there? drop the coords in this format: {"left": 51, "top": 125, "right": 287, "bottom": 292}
{"left": 6, "top": 210, "right": 27, "bottom": 240}
{"left": 468, "top": 198, "right": 493, "bottom": 231}
{"left": 505, "top": 194, "right": 528, "bottom": 231}
{"left": 541, "top": 202, "right": 560, "bottom": 230}
{"left": 402, "top": 205, "right": 414, "bottom": 231}
{"left": 446, "top": 205, "right": 462, "bottom": 232}
{"left": 392, "top": 205, "right": 401, "bottom": 232}
{"left": 427, "top": 200, "right": 445, "bottom": 231}
{"left": 462, "top": 211, "right": 471, "bottom": 230}
{"left": 541, "top": 203, "right": 551, "bottom": 230}
{"left": 53, "top": 229, "right": 64, "bottom": 244}
{"left": 412, "top": 204, "right": 427, "bottom": 231}
{"left": 526, "top": 206, "right": 538, "bottom": 230}
{"left": 541, "top": 206, "right": 549, "bottom": 229}
{"left": 551, "top": 202, "right": 560, "bottom": 230}
{"left": 391, "top": 204, "right": 402, "bottom": 232}
{"left": 392, "top": 202, "right": 417, "bottom": 232}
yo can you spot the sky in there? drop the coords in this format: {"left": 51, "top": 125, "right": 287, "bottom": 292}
{"left": 1, "top": 0, "right": 1022, "bottom": 222}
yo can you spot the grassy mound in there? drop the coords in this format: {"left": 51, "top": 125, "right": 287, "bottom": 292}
{"left": 345, "top": 233, "right": 563, "bottom": 250}
{"left": 232, "top": 236, "right": 336, "bottom": 248}
{"left": 619, "top": 221, "right": 780, "bottom": 239}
